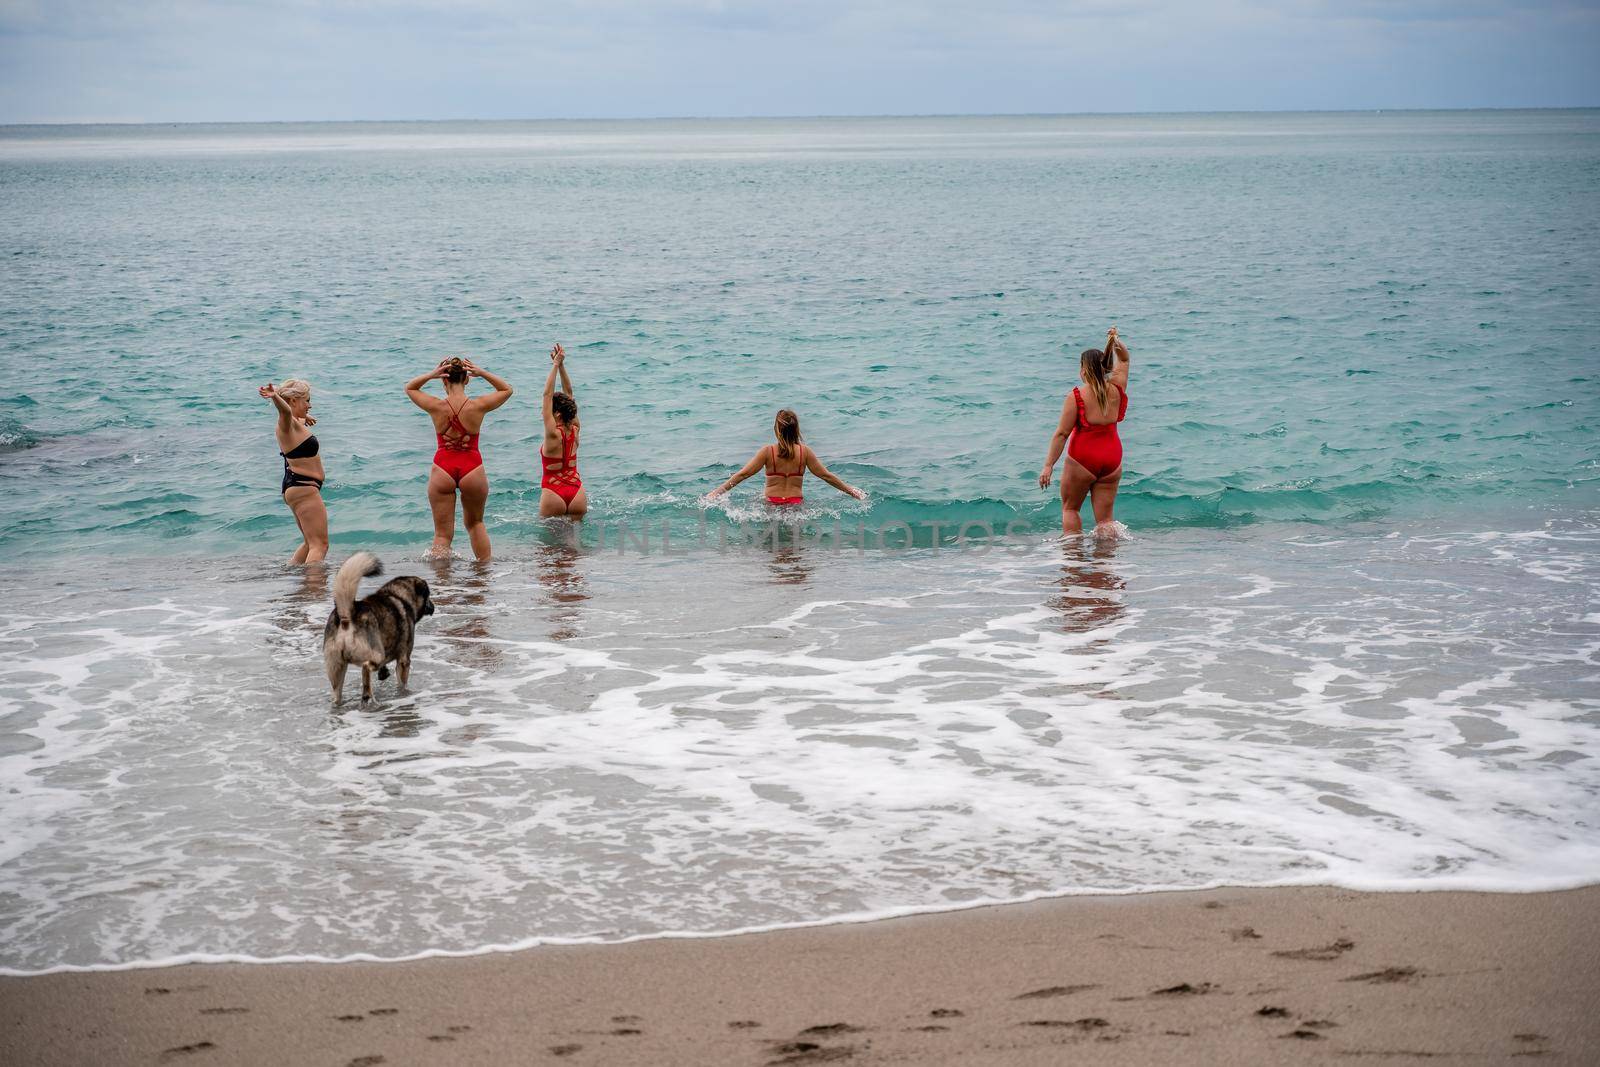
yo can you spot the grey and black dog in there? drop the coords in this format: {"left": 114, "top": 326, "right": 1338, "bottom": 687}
{"left": 323, "top": 551, "right": 434, "bottom": 703}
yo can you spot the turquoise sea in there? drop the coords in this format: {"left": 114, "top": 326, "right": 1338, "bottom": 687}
{"left": 1, "top": 113, "right": 1597, "bottom": 973}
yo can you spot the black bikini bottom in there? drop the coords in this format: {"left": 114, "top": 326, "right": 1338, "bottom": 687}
{"left": 282, "top": 468, "right": 325, "bottom": 495}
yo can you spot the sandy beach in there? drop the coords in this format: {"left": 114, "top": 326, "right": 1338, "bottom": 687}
{"left": 4, "top": 885, "right": 1596, "bottom": 1065}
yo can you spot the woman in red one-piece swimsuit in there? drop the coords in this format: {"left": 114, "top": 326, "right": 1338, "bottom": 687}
{"left": 540, "top": 343, "right": 587, "bottom": 518}
{"left": 405, "top": 355, "right": 514, "bottom": 560}
{"left": 1039, "top": 328, "right": 1132, "bottom": 535}
{"left": 708, "top": 409, "right": 864, "bottom": 506}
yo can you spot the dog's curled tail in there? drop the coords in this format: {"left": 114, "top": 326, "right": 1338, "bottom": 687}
{"left": 332, "top": 551, "right": 382, "bottom": 625}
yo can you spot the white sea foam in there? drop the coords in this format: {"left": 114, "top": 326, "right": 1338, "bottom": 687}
{"left": 1, "top": 518, "right": 1597, "bottom": 974}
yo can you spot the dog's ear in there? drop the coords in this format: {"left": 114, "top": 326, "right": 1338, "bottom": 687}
{"left": 407, "top": 577, "right": 435, "bottom": 617}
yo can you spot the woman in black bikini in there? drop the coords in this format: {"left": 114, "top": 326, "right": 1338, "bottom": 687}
{"left": 259, "top": 378, "right": 328, "bottom": 564}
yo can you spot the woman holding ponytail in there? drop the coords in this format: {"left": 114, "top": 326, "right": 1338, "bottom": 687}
{"left": 405, "top": 355, "right": 514, "bottom": 561}
{"left": 258, "top": 377, "right": 328, "bottom": 564}
{"left": 1039, "top": 327, "right": 1131, "bottom": 534}
{"left": 709, "top": 409, "right": 864, "bottom": 505}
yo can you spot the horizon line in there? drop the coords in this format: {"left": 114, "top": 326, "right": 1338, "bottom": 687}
{"left": 4, "top": 104, "right": 1598, "bottom": 129}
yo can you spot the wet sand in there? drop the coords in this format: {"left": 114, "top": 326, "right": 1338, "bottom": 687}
{"left": 3, "top": 885, "right": 1597, "bottom": 1065}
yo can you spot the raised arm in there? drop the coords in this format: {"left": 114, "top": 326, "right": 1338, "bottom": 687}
{"left": 258, "top": 382, "right": 295, "bottom": 432}
{"left": 1108, "top": 327, "right": 1130, "bottom": 392}
{"left": 554, "top": 343, "right": 574, "bottom": 397}
{"left": 1039, "top": 394, "right": 1078, "bottom": 488}
{"left": 404, "top": 363, "right": 444, "bottom": 411}
{"left": 465, "top": 359, "right": 513, "bottom": 411}
{"left": 708, "top": 449, "right": 769, "bottom": 498}
{"left": 804, "top": 446, "right": 865, "bottom": 499}
{"left": 541, "top": 357, "right": 562, "bottom": 434}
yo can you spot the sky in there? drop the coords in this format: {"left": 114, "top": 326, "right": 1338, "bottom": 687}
{"left": 0, "top": 1, "right": 1596, "bottom": 124}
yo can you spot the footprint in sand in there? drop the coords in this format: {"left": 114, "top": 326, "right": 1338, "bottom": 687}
{"left": 334, "top": 1014, "right": 365, "bottom": 1023}
{"left": 1513, "top": 1033, "right": 1552, "bottom": 1058}
{"left": 909, "top": 1024, "right": 949, "bottom": 1032}
{"left": 367, "top": 1008, "right": 399, "bottom": 1017}
{"left": 611, "top": 1015, "right": 641, "bottom": 1024}
{"left": 1020, "top": 1018, "right": 1109, "bottom": 1031}
{"left": 1151, "top": 982, "right": 1216, "bottom": 996}
{"left": 1272, "top": 938, "right": 1355, "bottom": 961}
{"left": 198, "top": 1008, "right": 248, "bottom": 1016}
{"left": 766, "top": 1041, "right": 856, "bottom": 1065}
{"left": 797, "top": 1023, "right": 864, "bottom": 1036}
{"left": 728, "top": 1020, "right": 763, "bottom": 1029}
{"left": 929, "top": 1008, "right": 963, "bottom": 1018}
{"left": 1229, "top": 927, "right": 1263, "bottom": 941}
{"left": 1343, "top": 967, "right": 1420, "bottom": 984}
{"left": 1014, "top": 984, "right": 1099, "bottom": 1000}
{"left": 549, "top": 1044, "right": 583, "bottom": 1057}
{"left": 609, "top": 1028, "right": 643, "bottom": 1036}
{"left": 1255, "top": 1006, "right": 1290, "bottom": 1018}
{"left": 347, "top": 1058, "right": 385, "bottom": 1067}
{"left": 158, "top": 1041, "right": 217, "bottom": 1062}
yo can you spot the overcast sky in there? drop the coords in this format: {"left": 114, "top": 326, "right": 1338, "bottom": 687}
{"left": 1, "top": 1, "right": 1596, "bottom": 124}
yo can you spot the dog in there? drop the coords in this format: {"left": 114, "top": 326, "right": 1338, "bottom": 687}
{"left": 323, "top": 551, "right": 434, "bottom": 703}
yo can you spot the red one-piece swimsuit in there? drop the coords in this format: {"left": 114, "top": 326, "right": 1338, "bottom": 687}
{"left": 540, "top": 424, "right": 582, "bottom": 504}
{"left": 1066, "top": 384, "right": 1128, "bottom": 479}
{"left": 433, "top": 400, "right": 483, "bottom": 485}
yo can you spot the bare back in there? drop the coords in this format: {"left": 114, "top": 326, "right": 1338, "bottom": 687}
{"left": 543, "top": 418, "right": 579, "bottom": 460}
{"left": 427, "top": 393, "right": 486, "bottom": 446}
{"left": 764, "top": 443, "right": 807, "bottom": 498}
{"left": 1076, "top": 383, "right": 1125, "bottom": 426}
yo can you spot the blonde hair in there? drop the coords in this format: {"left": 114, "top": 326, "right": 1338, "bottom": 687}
{"left": 774, "top": 409, "right": 801, "bottom": 460}
{"left": 1079, "top": 348, "right": 1111, "bottom": 408}
{"left": 277, "top": 379, "right": 311, "bottom": 402}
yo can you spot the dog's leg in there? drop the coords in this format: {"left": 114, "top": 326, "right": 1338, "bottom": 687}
{"left": 398, "top": 656, "right": 410, "bottom": 690}
{"left": 361, "top": 665, "right": 373, "bottom": 702}
{"left": 328, "top": 659, "right": 348, "bottom": 706}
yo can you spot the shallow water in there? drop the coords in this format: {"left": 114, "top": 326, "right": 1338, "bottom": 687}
{"left": 2, "top": 513, "right": 1598, "bottom": 973}
{"left": 2, "top": 113, "right": 1598, "bottom": 972}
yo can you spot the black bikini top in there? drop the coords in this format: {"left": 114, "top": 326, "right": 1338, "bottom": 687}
{"left": 280, "top": 434, "right": 320, "bottom": 460}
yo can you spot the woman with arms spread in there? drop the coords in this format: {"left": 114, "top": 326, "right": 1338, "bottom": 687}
{"left": 709, "top": 408, "right": 864, "bottom": 505}
{"left": 405, "top": 356, "right": 513, "bottom": 561}
{"left": 539, "top": 343, "right": 587, "bottom": 518}
{"left": 1039, "top": 327, "right": 1131, "bottom": 535}
{"left": 259, "top": 378, "right": 328, "bottom": 564}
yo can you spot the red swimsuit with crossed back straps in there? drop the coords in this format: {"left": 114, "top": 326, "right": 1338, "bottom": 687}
{"left": 1066, "top": 384, "right": 1128, "bottom": 479}
{"left": 433, "top": 400, "right": 483, "bottom": 485}
{"left": 765, "top": 443, "right": 805, "bottom": 505}
{"left": 540, "top": 423, "right": 582, "bottom": 504}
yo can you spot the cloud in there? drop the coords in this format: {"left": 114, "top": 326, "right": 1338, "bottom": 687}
{"left": 0, "top": 0, "right": 1595, "bottom": 122}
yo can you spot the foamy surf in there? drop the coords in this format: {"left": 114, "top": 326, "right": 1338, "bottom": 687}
{"left": 1, "top": 514, "right": 1596, "bottom": 974}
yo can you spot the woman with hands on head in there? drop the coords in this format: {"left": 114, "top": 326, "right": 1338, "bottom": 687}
{"left": 1039, "top": 327, "right": 1132, "bottom": 535}
{"left": 709, "top": 408, "right": 864, "bottom": 506}
{"left": 259, "top": 378, "right": 328, "bottom": 565}
{"left": 539, "top": 343, "right": 587, "bottom": 518}
{"left": 404, "top": 356, "right": 514, "bottom": 561}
